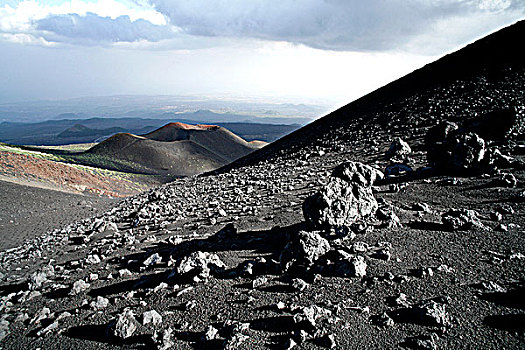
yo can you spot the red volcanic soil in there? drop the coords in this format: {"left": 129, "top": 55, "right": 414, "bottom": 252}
{"left": 0, "top": 151, "right": 147, "bottom": 197}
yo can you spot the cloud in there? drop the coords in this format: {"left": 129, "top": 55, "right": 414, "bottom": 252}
{"left": 148, "top": 0, "right": 525, "bottom": 53}
{"left": 0, "top": 0, "right": 173, "bottom": 45}
{"left": 35, "top": 12, "right": 175, "bottom": 44}
{"left": 0, "top": 0, "right": 523, "bottom": 52}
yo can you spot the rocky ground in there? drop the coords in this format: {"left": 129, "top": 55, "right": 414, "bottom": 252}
{"left": 0, "top": 23, "right": 524, "bottom": 350}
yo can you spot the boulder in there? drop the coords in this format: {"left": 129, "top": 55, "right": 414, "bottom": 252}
{"left": 303, "top": 177, "right": 378, "bottom": 231}
{"left": 426, "top": 121, "right": 488, "bottom": 173}
{"left": 442, "top": 208, "right": 485, "bottom": 231}
{"left": 444, "top": 132, "right": 486, "bottom": 172}
{"left": 332, "top": 250, "right": 367, "bottom": 278}
{"left": 109, "top": 309, "right": 139, "bottom": 339}
{"left": 331, "top": 161, "right": 384, "bottom": 187}
{"left": 387, "top": 137, "right": 412, "bottom": 159}
{"left": 173, "top": 251, "right": 226, "bottom": 281}
{"left": 280, "top": 231, "right": 331, "bottom": 271}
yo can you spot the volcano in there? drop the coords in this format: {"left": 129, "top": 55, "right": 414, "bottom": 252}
{"left": 86, "top": 122, "right": 265, "bottom": 176}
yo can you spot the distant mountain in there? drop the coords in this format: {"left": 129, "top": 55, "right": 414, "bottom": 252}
{"left": 57, "top": 124, "right": 126, "bottom": 138}
{"left": 0, "top": 95, "right": 325, "bottom": 123}
{"left": 85, "top": 122, "right": 265, "bottom": 176}
{"left": 0, "top": 118, "right": 299, "bottom": 146}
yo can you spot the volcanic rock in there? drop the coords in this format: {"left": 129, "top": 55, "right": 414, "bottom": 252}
{"left": 303, "top": 177, "right": 378, "bottom": 231}
{"left": 69, "top": 279, "right": 90, "bottom": 295}
{"left": 408, "top": 300, "right": 450, "bottom": 327}
{"left": 331, "top": 161, "right": 384, "bottom": 186}
{"left": 109, "top": 309, "right": 139, "bottom": 339}
{"left": 142, "top": 310, "right": 162, "bottom": 326}
{"left": 387, "top": 137, "right": 412, "bottom": 159}
{"left": 173, "top": 251, "right": 226, "bottom": 281}
{"left": 441, "top": 208, "right": 485, "bottom": 231}
{"left": 427, "top": 126, "right": 488, "bottom": 173}
{"left": 403, "top": 334, "right": 439, "bottom": 350}
{"left": 331, "top": 250, "right": 367, "bottom": 278}
{"left": 280, "top": 231, "right": 331, "bottom": 271}
{"left": 90, "top": 296, "right": 109, "bottom": 310}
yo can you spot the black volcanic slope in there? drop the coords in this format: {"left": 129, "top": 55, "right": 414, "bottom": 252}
{"left": 0, "top": 21, "right": 524, "bottom": 350}
{"left": 85, "top": 122, "right": 263, "bottom": 176}
{"left": 216, "top": 20, "right": 525, "bottom": 173}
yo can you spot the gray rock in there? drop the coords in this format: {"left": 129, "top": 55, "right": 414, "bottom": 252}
{"left": 291, "top": 278, "right": 308, "bottom": 292}
{"left": 173, "top": 251, "right": 226, "bottom": 281}
{"left": 331, "top": 161, "right": 384, "bottom": 186}
{"left": 413, "top": 203, "right": 431, "bottom": 212}
{"left": 252, "top": 276, "right": 268, "bottom": 289}
{"left": 490, "top": 211, "right": 503, "bottom": 221}
{"left": 425, "top": 121, "right": 459, "bottom": 160}
{"left": 495, "top": 223, "right": 508, "bottom": 232}
{"left": 376, "top": 205, "right": 401, "bottom": 228}
{"left": 404, "top": 334, "right": 439, "bottom": 350}
{"left": 280, "top": 231, "right": 331, "bottom": 271}
{"left": 389, "top": 293, "right": 410, "bottom": 307}
{"left": 372, "top": 312, "right": 394, "bottom": 327}
{"left": 90, "top": 296, "right": 109, "bottom": 310}
{"left": 29, "top": 265, "right": 55, "bottom": 290}
{"left": 70, "top": 280, "right": 90, "bottom": 296}
{"left": 85, "top": 254, "right": 101, "bottom": 265}
{"left": 155, "top": 327, "right": 174, "bottom": 350}
{"left": 411, "top": 300, "right": 450, "bottom": 327}
{"left": 303, "top": 177, "right": 378, "bottom": 231}
{"left": 442, "top": 208, "right": 485, "bottom": 231}
{"left": 30, "top": 307, "right": 52, "bottom": 325}
{"left": 0, "top": 320, "right": 9, "bottom": 341}
{"left": 318, "top": 333, "right": 337, "bottom": 348}
{"left": 429, "top": 130, "right": 487, "bottom": 173}
{"left": 473, "top": 281, "right": 506, "bottom": 293}
{"left": 332, "top": 250, "right": 367, "bottom": 277}
{"left": 496, "top": 173, "right": 518, "bottom": 187}
{"left": 109, "top": 309, "right": 138, "bottom": 339}
{"left": 293, "top": 305, "right": 332, "bottom": 328}
{"left": 283, "top": 337, "right": 298, "bottom": 349}
{"left": 371, "top": 248, "right": 391, "bottom": 261}
{"left": 142, "top": 310, "right": 162, "bottom": 326}
{"left": 387, "top": 137, "right": 412, "bottom": 159}
{"left": 351, "top": 241, "right": 369, "bottom": 253}
{"left": 223, "top": 333, "right": 249, "bottom": 349}
{"left": 36, "top": 321, "right": 59, "bottom": 337}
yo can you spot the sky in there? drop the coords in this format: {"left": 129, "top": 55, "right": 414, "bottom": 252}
{"left": 0, "top": 0, "right": 524, "bottom": 107}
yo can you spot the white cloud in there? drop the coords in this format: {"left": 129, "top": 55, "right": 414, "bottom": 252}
{"left": 0, "top": 0, "right": 523, "bottom": 52}
{"left": 148, "top": 0, "right": 525, "bottom": 53}
{"left": 0, "top": 0, "right": 171, "bottom": 45}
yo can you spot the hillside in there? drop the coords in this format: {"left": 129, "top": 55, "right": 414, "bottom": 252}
{"left": 85, "top": 123, "right": 265, "bottom": 176}
{"left": 216, "top": 20, "right": 525, "bottom": 173}
{"left": 0, "top": 21, "right": 524, "bottom": 350}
